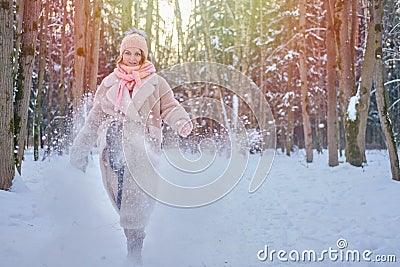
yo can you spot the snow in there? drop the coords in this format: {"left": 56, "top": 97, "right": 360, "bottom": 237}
{"left": 1, "top": 149, "right": 400, "bottom": 267}
{"left": 266, "top": 64, "right": 277, "bottom": 73}
{"left": 347, "top": 93, "right": 360, "bottom": 121}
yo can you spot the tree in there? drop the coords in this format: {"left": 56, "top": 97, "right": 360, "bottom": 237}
{"left": 87, "top": 0, "right": 102, "bottom": 94}
{"left": 299, "top": 0, "right": 313, "bottom": 162}
{"left": 121, "top": 0, "right": 133, "bottom": 32}
{"left": 373, "top": 0, "right": 400, "bottom": 181}
{"left": 72, "top": 0, "right": 87, "bottom": 115}
{"left": 334, "top": 0, "right": 361, "bottom": 166}
{"left": 355, "top": 3, "right": 375, "bottom": 165}
{"left": 325, "top": 0, "right": 338, "bottom": 166}
{"left": 0, "top": 0, "right": 15, "bottom": 190}
{"left": 33, "top": 0, "right": 49, "bottom": 161}
{"left": 14, "top": 0, "right": 42, "bottom": 173}
{"left": 145, "top": 0, "right": 154, "bottom": 57}
{"left": 174, "top": 0, "right": 185, "bottom": 63}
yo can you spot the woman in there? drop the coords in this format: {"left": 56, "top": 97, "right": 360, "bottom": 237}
{"left": 70, "top": 30, "right": 192, "bottom": 264}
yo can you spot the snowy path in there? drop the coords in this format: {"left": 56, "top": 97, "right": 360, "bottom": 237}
{"left": 1, "top": 150, "right": 399, "bottom": 267}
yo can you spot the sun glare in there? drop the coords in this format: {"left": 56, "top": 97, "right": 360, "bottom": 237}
{"left": 158, "top": 0, "right": 193, "bottom": 27}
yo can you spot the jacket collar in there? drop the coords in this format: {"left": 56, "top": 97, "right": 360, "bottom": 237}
{"left": 105, "top": 73, "right": 158, "bottom": 114}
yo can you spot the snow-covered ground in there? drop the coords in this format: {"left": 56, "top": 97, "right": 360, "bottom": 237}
{"left": 1, "top": 149, "right": 399, "bottom": 267}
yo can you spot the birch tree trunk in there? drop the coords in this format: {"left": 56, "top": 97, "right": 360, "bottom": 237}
{"left": 325, "top": 0, "right": 338, "bottom": 166}
{"left": 373, "top": 0, "right": 400, "bottom": 181}
{"left": 299, "top": 0, "right": 313, "bottom": 162}
{"left": 14, "top": 0, "right": 41, "bottom": 173}
{"left": 0, "top": 0, "right": 15, "bottom": 190}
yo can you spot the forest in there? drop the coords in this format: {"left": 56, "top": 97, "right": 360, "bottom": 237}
{"left": 1, "top": 0, "right": 400, "bottom": 190}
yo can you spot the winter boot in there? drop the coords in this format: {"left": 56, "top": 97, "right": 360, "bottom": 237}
{"left": 127, "top": 240, "right": 143, "bottom": 265}
{"left": 125, "top": 228, "right": 145, "bottom": 266}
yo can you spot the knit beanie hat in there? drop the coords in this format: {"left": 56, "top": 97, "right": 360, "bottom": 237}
{"left": 119, "top": 33, "right": 148, "bottom": 58}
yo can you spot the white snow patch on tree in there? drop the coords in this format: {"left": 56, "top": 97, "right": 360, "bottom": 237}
{"left": 347, "top": 92, "right": 360, "bottom": 121}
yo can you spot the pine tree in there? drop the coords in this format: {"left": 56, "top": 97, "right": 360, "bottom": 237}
{"left": 0, "top": 0, "right": 15, "bottom": 190}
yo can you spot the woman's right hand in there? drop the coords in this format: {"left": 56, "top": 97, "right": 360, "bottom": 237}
{"left": 176, "top": 119, "right": 193, "bottom": 138}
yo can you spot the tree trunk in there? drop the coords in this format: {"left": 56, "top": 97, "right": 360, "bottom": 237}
{"left": 285, "top": 63, "right": 294, "bottom": 156}
{"left": 299, "top": 0, "right": 313, "bottom": 162}
{"left": 259, "top": 0, "right": 267, "bottom": 141}
{"left": 58, "top": 0, "right": 67, "bottom": 155}
{"left": 0, "top": 0, "right": 15, "bottom": 190}
{"left": 333, "top": 0, "right": 362, "bottom": 166}
{"left": 73, "top": 0, "right": 86, "bottom": 107}
{"left": 174, "top": 0, "right": 197, "bottom": 135}
{"left": 240, "top": 0, "right": 254, "bottom": 76}
{"left": 121, "top": 0, "right": 133, "bottom": 32}
{"left": 286, "top": 104, "right": 294, "bottom": 156}
{"left": 325, "top": 0, "right": 339, "bottom": 166}
{"left": 72, "top": 0, "right": 87, "bottom": 133}
{"left": 340, "top": 6, "right": 371, "bottom": 167}
{"left": 34, "top": 0, "right": 49, "bottom": 161}
{"left": 174, "top": 0, "right": 184, "bottom": 63}
{"left": 154, "top": 0, "right": 160, "bottom": 69}
{"left": 14, "top": 0, "right": 42, "bottom": 173}
{"left": 336, "top": 0, "right": 355, "bottom": 110}
{"left": 88, "top": 0, "right": 101, "bottom": 94}
{"left": 133, "top": 0, "right": 140, "bottom": 29}
{"left": 84, "top": 0, "right": 91, "bottom": 95}
{"left": 356, "top": 4, "right": 376, "bottom": 164}
{"left": 342, "top": 2, "right": 375, "bottom": 167}
{"left": 373, "top": 0, "right": 400, "bottom": 181}
{"left": 14, "top": 0, "right": 24, "bottom": 72}
{"left": 145, "top": 0, "right": 153, "bottom": 57}
{"left": 199, "top": 0, "right": 222, "bottom": 132}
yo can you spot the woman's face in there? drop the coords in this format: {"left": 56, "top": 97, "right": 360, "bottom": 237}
{"left": 122, "top": 47, "right": 143, "bottom": 67}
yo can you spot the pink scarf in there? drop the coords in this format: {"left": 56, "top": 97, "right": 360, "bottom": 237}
{"left": 113, "top": 61, "right": 156, "bottom": 112}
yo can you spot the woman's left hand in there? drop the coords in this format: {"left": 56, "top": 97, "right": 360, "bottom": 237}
{"left": 177, "top": 119, "right": 193, "bottom": 137}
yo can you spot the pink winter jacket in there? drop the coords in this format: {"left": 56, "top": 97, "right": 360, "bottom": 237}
{"left": 70, "top": 72, "right": 191, "bottom": 229}
{"left": 70, "top": 72, "right": 191, "bottom": 169}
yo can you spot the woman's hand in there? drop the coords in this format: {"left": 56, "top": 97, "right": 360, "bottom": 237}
{"left": 176, "top": 119, "right": 193, "bottom": 138}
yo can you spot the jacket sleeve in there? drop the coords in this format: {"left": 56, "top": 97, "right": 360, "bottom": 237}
{"left": 158, "top": 76, "right": 191, "bottom": 132}
{"left": 69, "top": 83, "right": 106, "bottom": 171}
